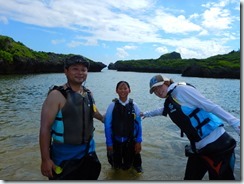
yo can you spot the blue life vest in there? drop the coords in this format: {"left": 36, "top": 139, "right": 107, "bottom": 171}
{"left": 162, "top": 83, "right": 223, "bottom": 142}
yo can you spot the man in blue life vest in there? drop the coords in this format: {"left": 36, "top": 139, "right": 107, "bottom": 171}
{"left": 39, "top": 55, "right": 104, "bottom": 180}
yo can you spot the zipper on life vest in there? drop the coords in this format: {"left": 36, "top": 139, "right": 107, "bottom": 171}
{"left": 82, "top": 96, "right": 85, "bottom": 143}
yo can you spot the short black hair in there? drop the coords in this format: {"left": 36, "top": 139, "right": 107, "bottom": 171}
{"left": 64, "top": 55, "right": 90, "bottom": 69}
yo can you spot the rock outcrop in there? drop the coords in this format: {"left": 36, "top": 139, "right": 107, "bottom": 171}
{"left": 0, "top": 35, "right": 107, "bottom": 74}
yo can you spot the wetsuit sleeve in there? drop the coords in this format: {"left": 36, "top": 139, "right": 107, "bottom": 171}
{"left": 104, "top": 102, "right": 115, "bottom": 146}
{"left": 133, "top": 103, "right": 142, "bottom": 143}
{"left": 143, "top": 107, "right": 164, "bottom": 117}
{"left": 177, "top": 85, "right": 240, "bottom": 135}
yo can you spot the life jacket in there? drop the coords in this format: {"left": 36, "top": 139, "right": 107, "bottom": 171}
{"left": 111, "top": 98, "right": 136, "bottom": 139}
{"left": 162, "top": 82, "right": 223, "bottom": 143}
{"left": 50, "top": 85, "right": 94, "bottom": 145}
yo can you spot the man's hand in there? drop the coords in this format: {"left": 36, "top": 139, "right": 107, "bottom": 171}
{"left": 41, "top": 158, "right": 56, "bottom": 178}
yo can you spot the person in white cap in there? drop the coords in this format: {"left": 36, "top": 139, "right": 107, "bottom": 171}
{"left": 140, "top": 74, "right": 240, "bottom": 180}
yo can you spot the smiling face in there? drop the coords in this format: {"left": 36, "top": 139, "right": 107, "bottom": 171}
{"left": 152, "top": 84, "right": 168, "bottom": 98}
{"left": 65, "top": 63, "right": 88, "bottom": 85}
{"left": 116, "top": 81, "right": 131, "bottom": 102}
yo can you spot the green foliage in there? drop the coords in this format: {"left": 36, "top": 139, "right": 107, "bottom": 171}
{"left": 0, "top": 35, "right": 62, "bottom": 63}
{"left": 0, "top": 35, "right": 36, "bottom": 63}
{"left": 12, "top": 41, "right": 36, "bottom": 61}
{"left": 0, "top": 50, "right": 13, "bottom": 63}
{"left": 217, "top": 60, "right": 239, "bottom": 69}
{"left": 0, "top": 35, "right": 107, "bottom": 74}
{"left": 0, "top": 34, "right": 239, "bottom": 76}
{"left": 114, "top": 50, "right": 240, "bottom": 71}
{"left": 194, "top": 51, "right": 240, "bottom": 70}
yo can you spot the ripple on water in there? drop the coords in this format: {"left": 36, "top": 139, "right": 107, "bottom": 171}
{"left": 0, "top": 72, "right": 240, "bottom": 180}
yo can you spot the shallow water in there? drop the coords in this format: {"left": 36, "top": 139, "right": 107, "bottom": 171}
{"left": 0, "top": 70, "right": 241, "bottom": 181}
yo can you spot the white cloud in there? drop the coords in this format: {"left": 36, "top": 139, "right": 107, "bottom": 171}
{"left": 198, "top": 29, "right": 209, "bottom": 36}
{"left": 67, "top": 40, "right": 82, "bottom": 48}
{"left": 116, "top": 48, "right": 128, "bottom": 58}
{"left": 202, "top": 7, "right": 232, "bottom": 30}
{"left": 0, "top": 0, "right": 235, "bottom": 42}
{"left": 174, "top": 38, "right": 230, "bottom": 59}
{"left": 189, "top": 13, "right": 200, "bottom": 20}
{"left": 202, "top": 0, "right": 238, "bottom": 9}
{"left": 176, "top": 47, "right": 200, "bottom": 59}
{"left": 200, "top": 0, "right": 239, "bottom": 33}
{"left": 0, "top": 0, "right": 239, "bottom": 61}
{"left": 155, "top": 46, "right": 168, "bottom": 54}
{"left": 106, "top": 0, "right": 153, "bottom": 10}
{"left": 116, "top": 45, "right": 137, "bottom": 58}
{"left": 0, "top": 0, "right": 175, "bottom": 43}
{"left": 151, "top": 10, "right": 202, "bottom": 34}
{"left": 83, "top": 38, "right": 98, "bottom": 46}
{"left": 123, "top": 45, "right": 137, "bottom": 50}
{"left": 51, "top": 39, "right": 65, "bottom": 45}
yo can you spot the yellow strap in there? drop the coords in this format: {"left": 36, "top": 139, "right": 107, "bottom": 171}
{"left": 93, "top": 104, "right": 97, "bottom": 112}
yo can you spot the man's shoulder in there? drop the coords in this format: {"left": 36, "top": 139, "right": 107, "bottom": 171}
{"left": 51, "top": 85, "right": 65, "bottom": 91}
{"left": 48, "top": 85, "right": 67, "bottom": 98}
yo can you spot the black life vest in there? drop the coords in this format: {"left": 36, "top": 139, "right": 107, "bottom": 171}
{"left": 50, "top": 85, "right": 94, "bottom": 144}
{"left": 111, "top": 98, "right": 135, "bottom": 139}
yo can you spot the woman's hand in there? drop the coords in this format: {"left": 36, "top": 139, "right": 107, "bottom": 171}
{"left": 140, "top": 112, "right": 146, "bottom": 119}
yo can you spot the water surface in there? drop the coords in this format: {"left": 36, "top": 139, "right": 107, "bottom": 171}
{"left": 0, "top": 70, "right": 240, "bottom": 180}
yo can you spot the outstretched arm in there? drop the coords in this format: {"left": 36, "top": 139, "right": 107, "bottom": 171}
{"left": 140, "top": 107, "right": 164, "bottom": 119}
{"left": 179, "top": 85, "right": 240, "bottom": 136}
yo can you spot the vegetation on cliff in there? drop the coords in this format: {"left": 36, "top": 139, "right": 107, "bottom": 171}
{"left": 0, "top": 35, "right": 240, "bottom": 79}
{"left": 108, "top": 51, "right": 240, "bottom": 79}
{"left": 0, "top": 35, "right": 107, "bottom": 74}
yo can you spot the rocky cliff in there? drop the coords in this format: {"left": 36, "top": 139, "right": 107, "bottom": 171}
{"left": 0, "top": 35, "right": 107, "bottom": 74}
{"left": 108, "top": 51, "right": 240, "bottom": 79}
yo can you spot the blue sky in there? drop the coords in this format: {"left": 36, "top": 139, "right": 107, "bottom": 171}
{"left": 0, "top": 0, "right": 241, "bottom": 66}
